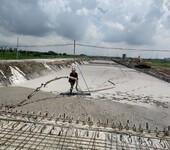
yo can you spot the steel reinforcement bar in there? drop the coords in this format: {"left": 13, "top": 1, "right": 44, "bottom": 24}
{"left": 0, "top": 109, "right": 170, "bottom": 149}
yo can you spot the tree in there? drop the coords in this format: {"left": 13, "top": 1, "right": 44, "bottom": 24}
{"left": 48, "top": 51, "right": 56, "bottom": 55}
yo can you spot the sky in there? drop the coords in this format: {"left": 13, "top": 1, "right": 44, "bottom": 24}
{"left": 0, "top": 0, "right": 170, "bottom": 58}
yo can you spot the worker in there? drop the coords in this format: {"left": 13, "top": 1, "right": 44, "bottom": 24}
{"left": 68, "top": 67, "right": 78, "bottom": 93}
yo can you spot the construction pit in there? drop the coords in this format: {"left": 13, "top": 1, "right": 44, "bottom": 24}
{"left": 0, "top": 59, "right": 170, "bottom": 149}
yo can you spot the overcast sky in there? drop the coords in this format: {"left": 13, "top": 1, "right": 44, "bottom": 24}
{"left": 0, "top": 0, "right": 170, "bottom": 58}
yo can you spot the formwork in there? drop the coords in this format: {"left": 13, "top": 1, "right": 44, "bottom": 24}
{"left": 0, "top": 108, "right": 170, "bottom": 150}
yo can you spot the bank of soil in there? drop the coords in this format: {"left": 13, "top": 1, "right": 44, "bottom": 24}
{"left": 150, "top": 67, "right": 170, "bottom": 81}
{"left": 113, "top": 59, "right": 170, "bottom": 83}
{"left": 0, "top": 59, "right": 83, "bottom": 86}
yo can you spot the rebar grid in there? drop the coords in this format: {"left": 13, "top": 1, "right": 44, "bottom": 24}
{"left": 0, "top": 122, "right": 169, "bottom": 149}
{"left": 0, "top": 109, "right": 170, "bottom": 149}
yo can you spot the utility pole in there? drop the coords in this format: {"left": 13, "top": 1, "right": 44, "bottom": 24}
{"left": 26, "top": 46, "right": 28, "bottom": 58}
{"left": 74, "top": 40, "right": 75, "bottom": 61}
{"left": 16, "top": 37, "right": 19, "bottom": 59}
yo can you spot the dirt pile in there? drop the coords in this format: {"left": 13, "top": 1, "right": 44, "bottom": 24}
{"left": 146, "top": 67, "right": 170, "bottom": 83}
{"left": 151, "top": 67, "right": 170, "bottom": 77}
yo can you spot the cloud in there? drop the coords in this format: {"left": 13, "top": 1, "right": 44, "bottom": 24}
{"left": 0, "top": 0, "right": 52, "bottom": 36}
{"left": 100, "top": 0, "right": 165, "bottom": 45}
{"left": 105, "top": 22, "right": 124, "bottom": 31}
{"left": 55, "top": 12, "right": 89, "bottom": 40}
{"left": 0, "top": 0, "right": 162, "bottom": 43}
{"left": 0, "top": 0, "right": 170, "bottom": 58}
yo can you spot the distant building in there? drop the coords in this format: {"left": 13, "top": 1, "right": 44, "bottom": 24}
{"left": 122, "top": 54, "right": 126, "bottom": 59}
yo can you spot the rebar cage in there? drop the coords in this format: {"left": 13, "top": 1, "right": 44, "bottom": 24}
{"left": 0, "top": 108, "right": 170, "bottom": 150}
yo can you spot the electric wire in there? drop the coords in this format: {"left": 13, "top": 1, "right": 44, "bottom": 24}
{"left": 1, "top": 42, "right": 170, "bottom": 52}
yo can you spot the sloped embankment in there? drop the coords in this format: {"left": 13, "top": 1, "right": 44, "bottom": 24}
{"left": 113, "top": 59, "right": 170, "bottom": 83}
{"left": 0, "top": 59, "right": 83, "bottom": 86}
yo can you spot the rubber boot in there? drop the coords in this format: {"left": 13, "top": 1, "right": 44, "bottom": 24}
{"left": 70, "top": 89, "right": 72, "bottom": 94}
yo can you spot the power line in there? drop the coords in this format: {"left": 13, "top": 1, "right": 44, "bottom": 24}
{"left": 19, "top": 43, "right": 74, "bottom": 48}
{"left": 1, "top": 42, "right": 170, "bottom": 52}
{"left": 76, "top": 43, "right": 170, "bottom": 52}
{"left": 0, "top": 43, "right": 73, "bottom": 48}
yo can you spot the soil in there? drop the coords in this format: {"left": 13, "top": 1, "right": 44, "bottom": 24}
{"left": 151, "top": 67, "right": 170, "bottom": 77}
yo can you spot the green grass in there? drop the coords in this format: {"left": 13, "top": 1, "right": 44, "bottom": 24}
{"left": 1, "top": 49, "right": 170, "bottom": 69}
{"left": 147, "top": 59, "right": 170, "bottom": 68}
{"left": 0, "top": 49, "right": 79, "bottom": 60}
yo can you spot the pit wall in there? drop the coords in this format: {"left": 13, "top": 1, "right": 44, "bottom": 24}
{"left": 0, "top": 59, "right": 86, "bottom": 86}
{"left": 113, "top": 59, "right": 170, "bottom": 83}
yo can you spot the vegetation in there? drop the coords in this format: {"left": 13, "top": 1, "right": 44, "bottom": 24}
{"left": 1, "top": 48, "right": 170, "bottom": 69}
{"left": 147, "top": 59, "right": 170, "bottom": 68}
{"left": 0, "top": 48, "right": 87, "bottom": 60}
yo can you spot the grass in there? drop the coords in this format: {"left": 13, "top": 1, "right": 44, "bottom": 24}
{"left": 147, "top": 59, "right": 170, "bottom": 68}
{"left": 0, "top": 49, "right": 77, "bottom": 60}
{"left": 1, "top": 49, "right": 170, "bottom": 69}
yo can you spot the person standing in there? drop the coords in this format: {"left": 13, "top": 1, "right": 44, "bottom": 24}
{"left": 69, "top": 67, "right": 78, "bottom": 93}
